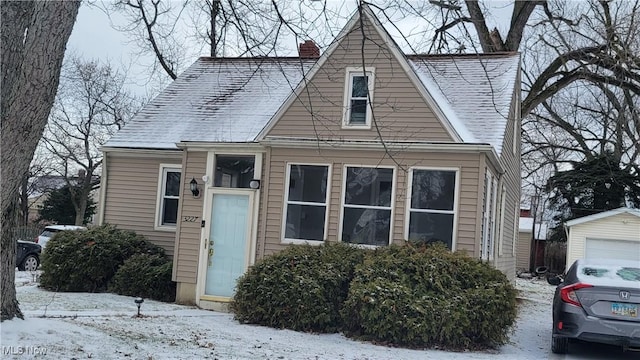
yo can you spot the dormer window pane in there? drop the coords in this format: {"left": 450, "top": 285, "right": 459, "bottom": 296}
{"left": 350, "top": 99, "right": 367, "bottom": 124}
{"left": 351, "top": 76, "right": 368, "bottom": 97}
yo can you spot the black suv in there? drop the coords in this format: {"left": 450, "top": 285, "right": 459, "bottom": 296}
{"left": 17, "top": 240, "right": 41, "bottom": 271}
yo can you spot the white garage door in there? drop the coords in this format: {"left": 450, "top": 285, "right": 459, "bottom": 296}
{"left": 585, "top": 238, "right": 640, "bottom": 262}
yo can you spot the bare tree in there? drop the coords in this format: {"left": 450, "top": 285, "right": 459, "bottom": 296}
{"left": 1, "top": 0, "right": 80, "bottom": 321}
{"left": 41, "top": 57, "right": 142, "bottom": 226}
{"left": 108, "top": 0, "right": 335, "bottom": 79}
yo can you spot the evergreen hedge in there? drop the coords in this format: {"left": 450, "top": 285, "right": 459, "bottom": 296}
{"left": 231, "top": 243, "right": 367, "bottom": 332}
{"left": 340, "top": 243, "right": 518, "bottom": 350}
{"left": 109, "top": 253, "right": 176, "bottom": 302}
{"left": 39, "top": 224, "right": 167, "bottom": 293}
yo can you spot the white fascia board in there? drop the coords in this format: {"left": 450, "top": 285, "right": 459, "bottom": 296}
{"left": 101, "top": 147, "right": 182, "bottom": 157}
{"left": 175, "top": 142, "right": 266, "bottom": 152}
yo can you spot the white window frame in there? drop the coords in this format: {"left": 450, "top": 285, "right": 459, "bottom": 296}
{"left": 490, "top": 177, "right": 498, "bottom": 259}
{"left": 513, "top": 204, "right": 519, "bottom": 256}
{"left": 338, "top": 164, "right": 396, "bottom": 248}
{"left": 404, "top": 167, "right": 460, "bottom": 251}
{"left": 481, "top": 170, "right": 497, "bottom": 261}
{"left": 498, "top": 183, "right": 507, "bottom": 256}
{"left": 281, "top": 162, "right": 332, "bottom": 245}
{"left": 342, "top": 67, "right": 375, "bottom": 129}
{"left": 155, "top": 164, "right": 182, "bottom": 231}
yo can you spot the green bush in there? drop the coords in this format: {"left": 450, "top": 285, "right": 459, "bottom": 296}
{"left": 231, "top": 243, "right": 367, "bottom": 332}
{"left": 39, "top": 224, "right": 166, "bottom": 292}
{"left": 341, "top": 243, "right": 517, "bottom": 350}
{"left": 109, "top": 253, "right": 176, "bottom": 302}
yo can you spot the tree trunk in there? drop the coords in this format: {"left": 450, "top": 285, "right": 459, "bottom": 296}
{"left": 19, "top": 176, "right": 29, "bottom": 225}
{"left": 1, "top": 0, "right": 80, "bottom": 321}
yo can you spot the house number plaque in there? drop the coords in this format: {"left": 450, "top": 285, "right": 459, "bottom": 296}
{"left": 183, "top": 216, "right": 199, "bottom": 222}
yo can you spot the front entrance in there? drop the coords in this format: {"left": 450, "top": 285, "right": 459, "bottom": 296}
{"left": 202, "top": 190, "right": 253, "bottom": 299}
{"left": 196, "top": 151, "right": 261, "bottom": 306}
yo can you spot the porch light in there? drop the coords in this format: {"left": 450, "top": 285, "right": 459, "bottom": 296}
{"left": 249, "top": 179, "right": 261, "bottom": 189}
{"left": 190, "top": 177, "right": 200, "bottom": 197}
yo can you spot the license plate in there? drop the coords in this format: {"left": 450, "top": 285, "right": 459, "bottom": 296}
{"left": 612, "top": 303, "right": 638, "bottom": 317}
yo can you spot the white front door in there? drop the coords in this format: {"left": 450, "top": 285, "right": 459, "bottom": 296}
{"left": 202, "top": 190, "right": 253, "bottom": 299}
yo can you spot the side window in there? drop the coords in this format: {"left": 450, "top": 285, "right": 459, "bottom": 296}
{"left": 283, "top": 164, "right": 330, "bottom": 242}
{"left": 343, "top": 67, "right": 375, "bottom": 128}
{"left": 341, "top": 166, "right": 393, "bottom": 246}
{"left": 407, "top": 169, "right": 457, "bottom": 250}
{"left": 157, "top": 165, "right": 181, "bottom": 228}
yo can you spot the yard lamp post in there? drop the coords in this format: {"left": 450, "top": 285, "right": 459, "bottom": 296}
{"left": 135, "top": 297, "right": 144, "bottom": 317}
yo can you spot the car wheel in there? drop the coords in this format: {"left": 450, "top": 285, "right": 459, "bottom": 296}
{"left": 551, "top": 336, "right": 569, "bottom": 354}
{"left": 19, "top": 255, "right": 39, "bottom": 272}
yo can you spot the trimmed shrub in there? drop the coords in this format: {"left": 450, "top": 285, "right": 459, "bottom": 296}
{"left": 109, "top": 253, "right": 176, "bottom": 302}
{"left": 231, "top": 243, "right": 367, "bottom": 332}
{"left": 39, "top": 224, "right": 166, "bottom": 292}
{"left": 341, "top": 243, "right": 517, "bottom": 350}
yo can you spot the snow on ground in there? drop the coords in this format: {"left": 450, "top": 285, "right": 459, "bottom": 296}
{"left": 1, "top": 272, "right": 637, "bottom": 359}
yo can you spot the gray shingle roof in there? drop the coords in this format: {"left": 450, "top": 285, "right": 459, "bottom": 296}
{"left": 409, "top": 54, "right": 520, "bottom": 155}
{"left": 105, "top": 58, "right": 314, "bottom": 149}
{"left": 105, "top": 54, "right": 519, "bottom": 154}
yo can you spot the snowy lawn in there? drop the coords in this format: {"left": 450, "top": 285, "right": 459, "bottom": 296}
{"left": 1, "top": 272, "right": 636, "bottom": 359}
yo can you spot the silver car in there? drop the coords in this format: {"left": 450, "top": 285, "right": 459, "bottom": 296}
{"left": 550, "top": 259, "right": 640, "bottom": 353}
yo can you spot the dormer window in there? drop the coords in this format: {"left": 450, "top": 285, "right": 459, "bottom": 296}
{"left": 343, "top": 67, "right": 374, "bottom": 128}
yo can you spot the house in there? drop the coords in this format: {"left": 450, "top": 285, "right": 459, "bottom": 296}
{"left": 98, "top": 6, "right": 521, "bottom": 307}
{"left": 516, "top": 208, "right": 549, "bottom": 271}
{"left": 564, "top": 207, "right": 640, "bottom": 270}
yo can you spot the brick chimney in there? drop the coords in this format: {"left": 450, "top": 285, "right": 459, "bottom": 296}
{"left": 298, "top": 40, "right": 320, "bottom": 58}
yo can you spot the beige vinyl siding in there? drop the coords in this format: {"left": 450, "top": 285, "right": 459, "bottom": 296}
{"left": 257, "top": 147, "right": 481, "bottom": 259}
{"left": 265, "top": 17, "right": 453, "bottom": 143}
{"left": 566, "top": 213, "right": 640, "bottom": 270}
{"left": 103, "top": 153, "right": 182, "bottom": 255}
{"left": 491, "top": 73, "right": 520, "bottom": 281}
{"left": 174, "top": 151, "right": 207, "bottom": 284}
{"left": 516, "top": 231, "right": 531, "bottom": 270}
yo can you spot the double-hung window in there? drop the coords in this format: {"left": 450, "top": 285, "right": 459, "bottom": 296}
{"left": 283, "top": 164, "right": 329, "bottom": 242}
{"left": 407, "top": 169, "right": 457, "bottom": 249}
{"left": 343, "top": 67, "right": 374, "bottom": 128}
{"left": 341, "top": 166, "right": 393, "bottom": 246}
{"left": 156, "top": 165, "right": 181, "bottom": 229}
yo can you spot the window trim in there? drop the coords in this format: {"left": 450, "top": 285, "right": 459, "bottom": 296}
{"left": 342, "top": 67, "right": 375, "bottom": 129}
{"left": 155, "top": 164, "right": 182, "bottom": 231}
{"left": 513, "top": 96, "right": 520, "bottom": 155}
{"left": 481, "top": 170, "right": 498, "bottom": 261}
{"left": 403, "top": 167, "right": 460, "bottom": 251}
{"left": 513, "top": 204, "right": 518, "bottom": 257}
{"left": 338, "top": 164, "right": 396, "bottom": 248}
{"left": 281, "top": 162, "right": 332, "bottom": 245}
{"left": 498, "top": 183, "right": 507, "bottom": 256}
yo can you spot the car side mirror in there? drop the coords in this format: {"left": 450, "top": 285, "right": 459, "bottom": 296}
{"left": 547, "top": 276, "right": 562, "bottom": 286}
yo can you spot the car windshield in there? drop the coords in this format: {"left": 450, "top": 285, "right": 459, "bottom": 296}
{"left": 40, "top": 229, "right": 59, "bottom": 237}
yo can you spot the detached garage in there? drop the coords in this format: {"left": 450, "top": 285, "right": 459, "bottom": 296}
{"left": 565, "top": 207, "right": 640, "bottom": 270}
